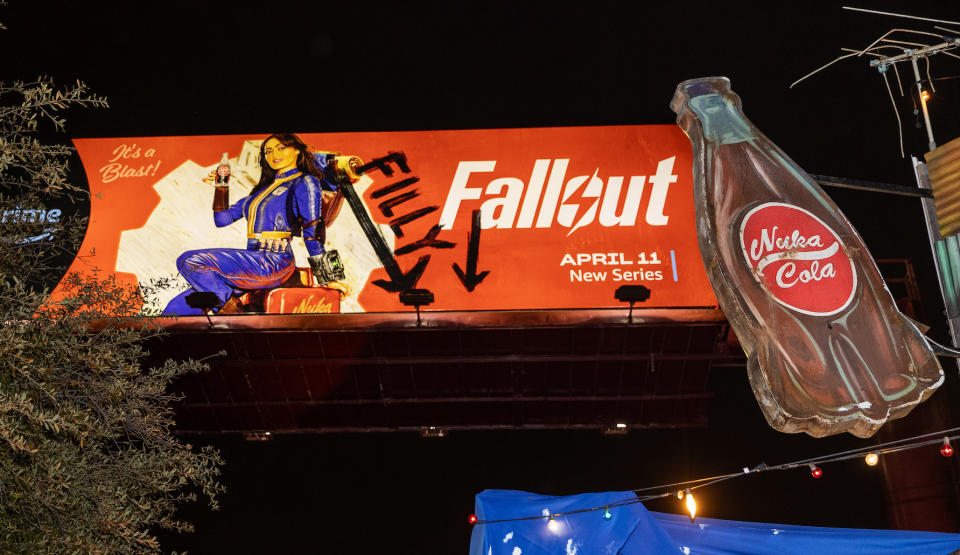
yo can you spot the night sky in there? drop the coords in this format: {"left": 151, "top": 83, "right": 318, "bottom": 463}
{"left": 4, "top": 1, "right": 960, "bottom": 552}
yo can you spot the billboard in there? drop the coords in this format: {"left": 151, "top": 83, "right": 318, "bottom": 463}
{"left": 61, "top": 126, "right": 716, "bottom": 317}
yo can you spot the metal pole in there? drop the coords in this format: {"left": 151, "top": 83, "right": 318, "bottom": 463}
{"left": 910, "top": 53, "right": 937, "bottom": 151}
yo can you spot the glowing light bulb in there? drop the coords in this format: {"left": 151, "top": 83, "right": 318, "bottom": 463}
{"left": 941, "top": 437, "right": 954, "bottom": 457}
{"left": 468, "top": 514, "right": 478, "bottom": 525}
{"left": 677, "top": 490, "right": 684, "bottom": 500}
{"left": 809, "top": 464, "right": 823, "bottom": 479}
{"left": 601, "top": 507, "right": 613, "bottom": 520}
{"left": 684, "top": 489, "right": 697, "bottom": 522}
{"left": 547, "top": 516, "right": 562, "bottom": 533}
{"left": 921, "top": 90, "right": 931, "bottom": 102}
{"left": 865, "top": 453, "right": 879, "bottom": 466}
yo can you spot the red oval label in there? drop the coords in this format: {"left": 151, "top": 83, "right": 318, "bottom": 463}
{"left": 739, "top": 202, "right": 856, "bottom": 316}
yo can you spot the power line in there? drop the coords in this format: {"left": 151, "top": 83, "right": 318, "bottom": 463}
{"left": 842, "top": 7, "right": 960, "bottom": 27}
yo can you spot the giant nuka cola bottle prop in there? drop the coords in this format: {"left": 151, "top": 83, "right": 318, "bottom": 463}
{"left": 671, "top": 77, "right": 943, "bottom": 438}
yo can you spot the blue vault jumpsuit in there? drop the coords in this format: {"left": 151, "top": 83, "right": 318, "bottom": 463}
{"left": 163, "top": 165, "right": 335, "bottom": 316}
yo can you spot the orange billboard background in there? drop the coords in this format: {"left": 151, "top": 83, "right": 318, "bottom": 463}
{"left": 65, "top": 126, "right": 716, "bottom": 315}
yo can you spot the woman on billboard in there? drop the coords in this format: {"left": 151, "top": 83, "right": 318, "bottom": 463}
{"left": 163, "top": 133, "right": 352, "bottom": 316}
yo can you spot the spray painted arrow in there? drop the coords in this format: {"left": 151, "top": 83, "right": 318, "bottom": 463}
{"left": 337, "top": 178, "right": 428, "bottom": 293}
{"left": 452, "top": 209, "right": 490, "bottom": 292}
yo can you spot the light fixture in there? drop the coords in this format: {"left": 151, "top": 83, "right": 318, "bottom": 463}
{"left": 399, "top": 288, "right": 434, "bottom": 327}
{"left": 242, "top": 431, "right": 273, "bottom": 441}
{"left": 684, "top": 488, "right": 697, "bottom": 522}
{"left": 809, "top": 463, "right": 823, "bottom": 479}
{"left": 420, "top": 426, "right": 445, "bottom": 438}
{"left": 615, "top": 285, "right": 651, "bottom": 324}
{"left": 185, "top": 291, "right": 222, "bottom": 327}
{"left": 941, "top": 437, "right": 954, "bottom": 457}
{"left": 602, "top": 423, "right": 629, "bottom": 436}
{"left": 601, "top": 507, "right": 613, "bottom": 520}
{"left": 865, "top": 452, "right": 879, "bottom": 466}
{"left": 185, "top": 291, "right": 221, "bottom": 311}
{"left": 547, "top": 515, "right": 562, "bottom": 533}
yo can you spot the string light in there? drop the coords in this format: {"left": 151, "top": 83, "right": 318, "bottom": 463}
{"left": 546, "top": 515, "right": 562, "bottom": 533}
{"left": 601, "top": 507, "right": 613, "bottom": 520}
{"left": 809, "top": 463, "right": 823, "bottom": 479}
{"left": 468, "top": 514, "right": 478, "bottom": 525}
{"left": 921, "top": 90, "right": 931, "bottom": 102}
{"left": 684, "top": 489, "right": 697, "bottom": 522}
{"left": 467, "top": 427, "right": 960, "bottom": 528}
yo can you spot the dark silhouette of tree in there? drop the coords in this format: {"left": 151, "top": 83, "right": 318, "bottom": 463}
{"left": 0, "top": 76, "right": 224, "bottom": 553}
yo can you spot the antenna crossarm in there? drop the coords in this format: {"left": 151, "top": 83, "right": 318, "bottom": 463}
{"left": 869, "top": 39, "right": 959, "bottom": 67}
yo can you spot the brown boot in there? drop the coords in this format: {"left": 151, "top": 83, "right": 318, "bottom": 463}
{"left": 216, "top": 296, "right": 242, "bottom": 315}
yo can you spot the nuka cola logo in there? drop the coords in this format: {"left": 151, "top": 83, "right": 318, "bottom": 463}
{"left": 739, "top": 202, "right": 857, "bottom": 316}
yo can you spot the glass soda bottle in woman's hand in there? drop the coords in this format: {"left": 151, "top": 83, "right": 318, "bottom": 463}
{"left": 671, "top": 76, "right": 943, "bottom": 438}
{"left": 215, "top": 152, "right": 231, "bottom": 185}
{"left": 212, "top": 152, "right": 230, "bottom": 212}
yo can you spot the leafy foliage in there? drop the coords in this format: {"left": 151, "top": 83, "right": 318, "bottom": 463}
{"left": 0, "top": 78, "right": 224, "bottom": 553}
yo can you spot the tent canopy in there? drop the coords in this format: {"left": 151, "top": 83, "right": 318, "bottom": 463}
{"left": 470, "top": 489, "right": 960, "bottom": 554}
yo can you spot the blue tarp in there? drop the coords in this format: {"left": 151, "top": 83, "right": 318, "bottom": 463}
{"left": 470, "top": 489, "right": 960, "bottom": 554}
{"left": 469, "top": 489, "right": 677, "bottom": 554}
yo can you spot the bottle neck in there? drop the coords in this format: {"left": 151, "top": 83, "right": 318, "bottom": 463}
{"left": 687, "top": 94, "right": 755, "bottom": 145}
